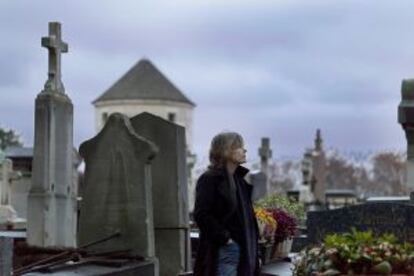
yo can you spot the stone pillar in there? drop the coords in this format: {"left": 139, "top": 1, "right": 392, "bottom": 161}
{"left": 301, "top": 151, "right": 313, "bottom": 187}
{"left": 312, "top": 129, "right": 327, "bottom": 203}
{"left": 27, "top": 22, "right": 76, "bottom": 247}
{"left": 399, "top": 79, "right": 414, "bottom": 189}
{"left": 0, "top": 237, "right": 13, "bottom": 276}
{"left": 0, "top": 159, "right": 12, "bottom": 205}
{"left": 315, "top": 129, "right": 323, "bottom": 151}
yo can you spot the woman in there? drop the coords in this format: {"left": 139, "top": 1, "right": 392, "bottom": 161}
{"left": 193, "top": 132, "right": 260, "bottom": 276}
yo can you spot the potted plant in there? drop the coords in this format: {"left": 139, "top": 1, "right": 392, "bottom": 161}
{"left": 293, "top": 229, "right": 414, "bottom": 275}
{"left": 255, "top": 194, "right": 305, "bottom": 259}
{"left": 256, "top": 194, "right": 305, "bottom": 224}
{"left": 267, "top": 208, "right": 297, "bottom": 258}
{"left": 254, "top": 206, "right": 277, "bottom": 264}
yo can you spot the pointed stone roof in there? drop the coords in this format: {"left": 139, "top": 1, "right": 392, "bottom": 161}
{"left": 93, "top": 59, "right": 195, "bottom": 106}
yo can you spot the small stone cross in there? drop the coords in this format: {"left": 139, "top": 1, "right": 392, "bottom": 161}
{"left": 258, "top": 137, "right": 272, "bottom": 163}
{"left": 42, "top": 22, "right": 68, "bottom": 92}
{"left": 315, "top": 129, "right": 323, "bottom": 151}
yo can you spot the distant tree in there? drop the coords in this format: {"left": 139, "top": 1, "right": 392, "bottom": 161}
{"left": 371, "top": 151, "right": 406, "bottom": 196}
{"left": 325, "top": 152, "right": 360, "bottom": 190}
{"left": 0, "top": 127, "right": 23, "bottom": 150}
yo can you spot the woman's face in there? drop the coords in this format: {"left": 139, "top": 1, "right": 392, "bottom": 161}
{"left": 228, "top": 145, "right": 247, "bottom": 165}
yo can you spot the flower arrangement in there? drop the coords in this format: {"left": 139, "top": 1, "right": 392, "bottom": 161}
{"left": 267, "top": 208, "right": 297, "bottom": 243}
{"left": 254, "top": 206, "right": 277, "bottom": 242}
{"left": 293, "top": 229, "right": 414, "bottom": 275}
{"left": 256, "top": 194, "right": 305, "bottom": 224}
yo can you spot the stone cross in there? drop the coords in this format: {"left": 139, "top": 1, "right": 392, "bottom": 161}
{"left": 41, "top": 22, "right": 68, "bottom": 92}
{"left": 315, "top": 129, "right": 323, "bottom": 151}
{"left": 399, "top": 79, "right": 414, "bottom": 190}
{"left": 258, "top": 137, "right": 272, "bottom": 174}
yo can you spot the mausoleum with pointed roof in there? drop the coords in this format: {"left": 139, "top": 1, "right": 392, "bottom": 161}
{"left": 93, "top": 58, "right": 195, "bottom": 149}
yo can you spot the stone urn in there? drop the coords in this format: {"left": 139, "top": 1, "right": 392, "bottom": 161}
{"left": 272, "top": 238, "right": 293, "bottom": 259}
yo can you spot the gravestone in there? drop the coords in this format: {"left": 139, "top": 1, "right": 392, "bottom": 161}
{"left": 27, "top": 22, "right": 77, "bottom": 247}
{"left": 78, "top": 113, "right": 158, "bottom": 260}
{"left": 307, "top": 202, "right": 414, "bottom": 244}
{"left": 130, "top": 112, "right": 190, "bottom": 276}
{"left": 399, "top": 79, "right": 414, "bottom": 189}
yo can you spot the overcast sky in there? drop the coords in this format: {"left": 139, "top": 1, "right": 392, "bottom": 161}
{"left": 0, "top": 0, "right": 412, "bottom": 163}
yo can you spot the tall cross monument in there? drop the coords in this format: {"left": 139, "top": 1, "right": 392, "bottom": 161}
{"left": 258, "top": 137, "right": 272, "bottom": 194}
{"left": 27, "top": 22, "right": 76, "bottom": 247}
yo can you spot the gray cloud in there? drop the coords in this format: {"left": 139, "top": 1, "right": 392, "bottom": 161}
{"left": 0, "top": 0, "right": 412, "bottom": 161}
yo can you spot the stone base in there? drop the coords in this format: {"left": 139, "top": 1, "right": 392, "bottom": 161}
{"left": 20, "top": 260, "right": 157, "bottom": 275}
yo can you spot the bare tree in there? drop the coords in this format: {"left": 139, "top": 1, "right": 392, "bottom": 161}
{"left": 371, "top": 151, "right": 406, "bottom": 196}
{"left": 325, "top": 152, "right": 360, "bottom": 190}
{"left": 0, "top": 127, "right": 23, "bottom": 150}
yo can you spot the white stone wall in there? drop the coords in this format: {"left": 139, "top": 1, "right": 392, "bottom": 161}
{"left": 94, "top": 99, "right": 194, "bottom": 150}
{"left": 10, "top": 177, "right": 31, "bottom": 219}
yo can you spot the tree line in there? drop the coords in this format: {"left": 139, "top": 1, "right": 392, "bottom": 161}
{"left": 269, "top": 150, "right": 407, "bottom": 198}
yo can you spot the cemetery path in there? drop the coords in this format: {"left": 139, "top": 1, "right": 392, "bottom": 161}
{"left": 261, "top": 260, "right": 293, "bottom": 276}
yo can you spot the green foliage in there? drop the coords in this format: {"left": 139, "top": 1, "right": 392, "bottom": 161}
{"left": 255, "top": 193, "right": 305, "bottom": 224}
{"left": 0, "top": 127, "right": 22, "bottom": 150}
{"left": 293, "top": 229, "right": 414, "bottom": 275}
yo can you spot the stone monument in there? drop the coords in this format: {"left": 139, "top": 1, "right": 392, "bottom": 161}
{"left": 259, "top": 138, "right": 272, "bottom": 192}
{"left": 27, "top": 22, "right": 77, "bottom": 247}
{"left": 399, "top": 79, "right": 414, "bottom": 190}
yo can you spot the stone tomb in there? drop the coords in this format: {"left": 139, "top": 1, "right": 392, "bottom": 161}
{"left": 307, "top": 202, "right": 414, "bottom": 244}
{"left": 130, "top": 112, "right": 191, "bottom": 276}
{"left": 78, "top": 113, "right": 158, "bottom": 262}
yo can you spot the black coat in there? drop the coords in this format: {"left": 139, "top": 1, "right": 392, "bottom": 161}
{"left": 193, "top": 166, "right": 260, "bottom": 276}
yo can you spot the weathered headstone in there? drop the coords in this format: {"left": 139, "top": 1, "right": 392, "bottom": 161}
{"left": 399, "top": 79, "right": 414, "bottom": 189}
{"left": 130, "top": 112, "right": 190, "bottom": 276}
{"left": 78, "top": 113, "right": 158, "bottom": 260}
{"left": 307, "top": 202, "right": 414, "bottom": 244}
{"left": 27, "top": 22, "right": 76, "bottom": 247}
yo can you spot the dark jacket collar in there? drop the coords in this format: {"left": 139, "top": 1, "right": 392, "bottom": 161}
{"left": 207, "top": 165, "right": 249, "bottom": 178}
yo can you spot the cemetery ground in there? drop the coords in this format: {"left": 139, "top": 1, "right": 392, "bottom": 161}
{"left": 3, "top": 21, "right": 414, "bottom": 276}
